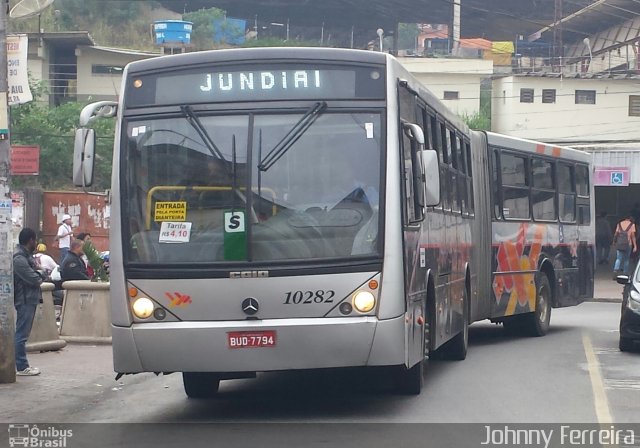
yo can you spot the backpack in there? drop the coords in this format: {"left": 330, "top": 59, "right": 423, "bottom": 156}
{"left": 615, "top": 222, "right": 633, "bottom": 251}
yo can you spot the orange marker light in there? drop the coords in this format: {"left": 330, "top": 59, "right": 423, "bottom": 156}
{"left": 133, "top": 79, "right": 143, "bottom": 88}
{"left": 368, "top": 279, "right": 379, "bottom": 290}
{"left": 128, "top": 287, "right": 138, "bottom": 298}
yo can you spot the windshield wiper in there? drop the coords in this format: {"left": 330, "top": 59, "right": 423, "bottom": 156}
{"left": 258, "top": 101, "right": 327, "bottom": 172}
{"left": 180, "top": 105, "right": 233, "bottom": 178}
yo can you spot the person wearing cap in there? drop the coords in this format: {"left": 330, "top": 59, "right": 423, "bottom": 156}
{"left": 55, "top": 214, "right": 74, "bottom": 263}
{"left": 61, "top": 239, "right": 90, "bottom": 282}
{"left": 34, "top": 243, "right": 57, "bottom": 277}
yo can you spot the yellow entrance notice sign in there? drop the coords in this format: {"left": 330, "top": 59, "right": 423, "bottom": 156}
{"left": 154, "top": 201, "right": 187, "bottom": 222}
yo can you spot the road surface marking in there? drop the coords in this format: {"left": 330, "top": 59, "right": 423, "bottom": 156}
{"left": 582, "top": 332, "right": 613, "bottom": 423}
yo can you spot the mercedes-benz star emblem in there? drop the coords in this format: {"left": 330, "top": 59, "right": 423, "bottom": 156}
{"left": 241, "top": 298, "right": 259, "bottom": 315}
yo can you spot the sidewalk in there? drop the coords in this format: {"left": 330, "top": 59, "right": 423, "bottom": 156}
{"left": 0, "top": 344, "right": 118, "bottom": 422}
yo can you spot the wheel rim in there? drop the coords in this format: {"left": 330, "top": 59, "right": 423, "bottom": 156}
{"left": 538, "top": 286, "right": 549, "bottom": 324}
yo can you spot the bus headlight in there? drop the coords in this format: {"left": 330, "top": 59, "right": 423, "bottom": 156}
{"left": 132, "top": 297, "right": 154, "bottom": 319}
{"left": 353, "top": 291, "right": 376, "bottom": 313}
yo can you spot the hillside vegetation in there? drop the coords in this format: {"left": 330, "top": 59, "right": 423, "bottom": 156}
{"left": 8, "top": 0, "right": 190, "bottom": 51}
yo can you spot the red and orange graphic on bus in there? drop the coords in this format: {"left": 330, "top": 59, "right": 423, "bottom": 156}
{"left": 166, "top": 292, "right": 192, "bottom": 308}
{"left": 492, "top": 224, "right": 545, "bottom": 315}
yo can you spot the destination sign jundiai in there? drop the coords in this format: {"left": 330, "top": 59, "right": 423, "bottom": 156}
{"left": 125, "top": 63, "right": 385, "bottom": 107}
{"left": 199, "top": 70, "right": 322, "bottom": 93}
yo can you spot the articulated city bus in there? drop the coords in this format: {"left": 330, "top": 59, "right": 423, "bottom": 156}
{"left": 73, "top": 48, "right": 594, "bottom": 397}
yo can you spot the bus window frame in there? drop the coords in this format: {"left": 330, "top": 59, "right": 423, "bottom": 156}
{"left": 464, "top": 138, "right": 474, "bottom": 216}
{"left": 398, "top": 83, "right": 425, "bottom": 227}
{"left": 119, "top": 105, "right": 389, "bottom": 270}
{"left": 530, "top": 156, "right": 558, "bottom": 223}
{"left": 557, "top": 162, "right": 577, "bottom": 224}
{"left": 497, "top": 149, "right": 531, "bottom": 221}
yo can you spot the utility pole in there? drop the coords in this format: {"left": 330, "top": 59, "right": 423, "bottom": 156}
{"left": 553, "top": 0, "right": 564, "bottom": 71}
{"left": 0, "top": 0, "right": 15, "bottom": 384}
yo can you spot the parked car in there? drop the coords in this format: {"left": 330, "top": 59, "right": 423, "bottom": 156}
{"left": 615, "top": 268, "right": 640, "bottom": 352}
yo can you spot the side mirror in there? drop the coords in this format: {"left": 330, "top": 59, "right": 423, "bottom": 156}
{"left": 403, "top": 123, "right": 425, "bottom": 145}
{"left": 616, "top": 275, "right": 630, "bottom": 285}
{"left": 73, "top": 128, "right": 95, "bottom": 187}
{"left": 420, "top": 150, "right": 440, "bottom": 207}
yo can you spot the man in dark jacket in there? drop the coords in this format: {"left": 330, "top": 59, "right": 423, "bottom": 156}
{"left": 13, "top": 227, "right": 45, "bottom": 376}
{"left": 61, "top": 239, "right": 90, "bottom": 281}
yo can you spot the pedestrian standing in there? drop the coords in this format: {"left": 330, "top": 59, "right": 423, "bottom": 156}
{"left": 13, "top": 227, "right": 45, "bottom": 376}
{"left": 61, "top": 239, "right": 90, "bottom": 282}
{"left": 595, "top": 212, "right": 613, "bottom": 265}
{"left": 613, "top": 215, "right": 637, "bottom": 277}
{"left": 55, "top": 214, "right": 74, "bottom": 264}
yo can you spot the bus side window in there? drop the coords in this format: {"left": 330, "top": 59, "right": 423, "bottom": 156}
{"left": 558, "top": 163, "right": 576, "bottom": 223}
{"left": 465, "top": 140, "right": 474, "bottom": 214}
{"left": 455, "top": 134, "right": 468, "bottom": 216}
{"left": 401, "top": 123, "right": 425, "bottom": 224}
{"left": 576, "top": 164, "right": 591, "bottom": 224}
{"left": 500, "top": 152, "right": 530, "bottom": 220}
{"left": 436, "top": 120, "right": 450, "bottom": 211}
{"left": 531, "top": 158, "right": 557, "bottom": 221}
{"left": 399, "top": 86, "right": 423, "bottom": 224}
{"left": 491, "top": 148, "right": 501, "bottom": 220}
{"left": 446, "top": 128, "right": 460, "bottom": 214}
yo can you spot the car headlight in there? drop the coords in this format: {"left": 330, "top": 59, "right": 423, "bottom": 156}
{"left": 628, "top": 289, "right": 640, "bottom": 312}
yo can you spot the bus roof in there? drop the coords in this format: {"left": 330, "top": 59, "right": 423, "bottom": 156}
{"left": 485, "top": 131, "right": 592, "bottom": 164}
{"left": 125, "top": 47, "right": 388, "bottom": 74}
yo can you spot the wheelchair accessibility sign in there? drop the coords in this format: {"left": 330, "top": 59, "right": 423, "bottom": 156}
{"left": 594, "top": 167, "right": 629, "bottom": 186}
{"left": 611, "top": 171, "right": 624, "bottom": 185}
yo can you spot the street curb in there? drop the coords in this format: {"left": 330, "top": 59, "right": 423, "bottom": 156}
{"left": 586, "top": 298, "right": 622, "bottom": 303}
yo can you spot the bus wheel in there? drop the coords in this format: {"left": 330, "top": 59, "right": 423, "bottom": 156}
{"left": 396, "top": 361, "right": 423, "bottom": 395}
{"left": 526, "top": 274, "right": 552, "bottom": 337}
{"left": 182, "top": 373, "right": 220, "bottom": 398}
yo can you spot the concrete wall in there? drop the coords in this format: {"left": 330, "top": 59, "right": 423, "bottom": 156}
{"left": 491, "top": 76, "right": 640, "bottom": 142}
{"left": 398, "top": 57, "right": 493, "bottom": 116}
{"left": 26, "top": 39, "right": 50, "bottom": 104}
{"left": 75, "top": 46, "right": 157, "bottom": 101}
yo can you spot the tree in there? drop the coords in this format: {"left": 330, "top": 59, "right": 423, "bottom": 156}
{"left": 398, "top": 23, "right": 420, "bottom": 51}
{"left": 10, "top": 81, "right": 115, "bottom": 191}
{"left": 183, "top": 7, "right": 226, "bottom": 50}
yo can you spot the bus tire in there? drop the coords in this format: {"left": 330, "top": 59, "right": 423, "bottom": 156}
{"left": 526, "top": 274, "right": 552, "bottom": 337}
{"left": 619, "top": 337, "right": 634, "bottom": 352}
{"left": 396, "top": 361, "right": 423, "bottom": 395}
{"left": 182, "top": 373, "right": 220, "bottom": 398}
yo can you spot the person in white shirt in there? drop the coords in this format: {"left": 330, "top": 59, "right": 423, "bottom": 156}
{"left": 33, "top": 243, "right": 58, "bottom": 276}
{"left": 55, "top": 214, "right": 74, "bottom": 263}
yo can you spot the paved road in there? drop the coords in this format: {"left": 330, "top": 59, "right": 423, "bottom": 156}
{"left": 1, "top": 302, "right": 638, "bottom": 427}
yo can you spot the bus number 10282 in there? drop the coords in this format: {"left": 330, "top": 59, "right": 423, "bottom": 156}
{"left": 283, "top": 290, "right": 335, "bottom": 304}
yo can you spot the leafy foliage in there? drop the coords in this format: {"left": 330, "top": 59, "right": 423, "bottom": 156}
{"left": 10, "top": 81, "right": 114, "bottom": 191}
{"left": 8, "top": 0, "right": 161, "bottom": 51}
{"left": 182, "top": 7, "right": 227, "bottom": 50}
{"left": 82, "top": 240, "right": 109, "bottom": 282}
{"left": 397, "top": 23, "right": 420, "bottom": 50}
{"left": 461, "top": 89, "right": 492, "bottom": 130}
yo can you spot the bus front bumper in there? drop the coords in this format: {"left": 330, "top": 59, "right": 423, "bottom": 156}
{"left": 112, "top": 316, "right": 406, "bottom": 373}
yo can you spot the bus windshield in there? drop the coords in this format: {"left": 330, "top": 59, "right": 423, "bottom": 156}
{"left": 123, "top": 110, "right": 383, "bottom": 265}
